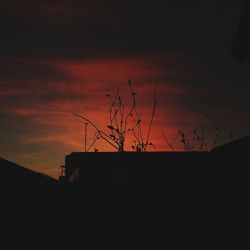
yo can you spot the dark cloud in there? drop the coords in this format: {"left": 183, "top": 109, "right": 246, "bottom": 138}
{"left": 0, "top": 0, "right": 128, "bottom": 58}
{"left": 0, "top": 0, "right": 241, "bottom": 59}
{"left": 0, "top": 58, "right": 70, "bottom": 81}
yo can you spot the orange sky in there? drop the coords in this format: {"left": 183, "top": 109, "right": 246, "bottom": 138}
{"left": 0, "top": 56, "right": 206, "bottom": 178}
{"left": 1, "top": 56, "right": 248, "bottom": 179}
{"left": 1, "top": 0, "right": 249, "bottom": 179}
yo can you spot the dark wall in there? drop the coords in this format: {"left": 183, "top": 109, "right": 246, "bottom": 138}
{"left": 63, "top": 149, "right": 249, "bottom": 201}
{"left": 65, "top": 152, "right": 215, "bottom": 184}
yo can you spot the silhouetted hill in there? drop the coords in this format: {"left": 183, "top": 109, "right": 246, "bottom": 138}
{"left": 0, "top": 157, "right": 58, "bottom": 200}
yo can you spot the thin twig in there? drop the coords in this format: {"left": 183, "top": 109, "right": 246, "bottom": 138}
{"left": 87, "top": 132, "right": 99, "bottom": 152}
{"left": 145, "top": 84, "right": 158, "bottom": 148}
{"left": 161, "top": 129, "right": 175, "bottom": 152}
{"left": 74, "top": 113, "right": 119, "bottom": 150}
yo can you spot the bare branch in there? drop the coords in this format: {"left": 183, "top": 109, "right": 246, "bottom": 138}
{"left": 87, "top": 132, "right": 99, "bottom": 152}
{"left": 74, "top": 113, "right": 119, "bottom": 150}
{"left": 146, "top": 83, "right": 158, "bottom": 147}
{"left": 161, "top": 129, "right": 175, "bottom": 152}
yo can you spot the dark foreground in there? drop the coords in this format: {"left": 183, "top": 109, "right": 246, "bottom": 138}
{"left": 0, "top": 147, "right": 248, "bottom": 248}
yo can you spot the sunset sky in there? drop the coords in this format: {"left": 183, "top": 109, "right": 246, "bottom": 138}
{"left": 1, "top": 0, "right": 250, "bottom": 178}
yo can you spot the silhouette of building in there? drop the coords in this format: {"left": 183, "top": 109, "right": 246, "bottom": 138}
{"left": 61, "top": 135, "right": 250, "bottom": 188}
{"left": 63, "top": 151, "right": 211, "bottom": 184}
{"left": 212, "top": 135, "right": 250, "bottom": 154}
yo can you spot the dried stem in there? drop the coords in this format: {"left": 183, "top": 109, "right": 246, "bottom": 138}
{"left": 161, "top": 129, "right": 175, "bottom": 152}
{"left": 75, "top": 79, "right": 158, "bottom": 152}
{"left": 74, "top": 113, "right": 119, "bottom": 150}
{"left": 145, "top": 84, "right": 158, "bottom": 150}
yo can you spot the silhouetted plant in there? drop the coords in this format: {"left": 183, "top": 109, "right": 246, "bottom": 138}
{"left": 161, "top": 129, "right": 175, "bottom": 152}
{"left": 162, "top": 121, "right": 236, "bottom": 152}
{"left": 74, "top": 80, "right": 158, "bottom": 152}
{"left": 129, "top": 81, "right": 158, "bottom": 152}
{"left": 213, "top": 128, "right": 236, "bottom": 146}
{"left": 178, "top": 130, "right": 194, "bottom": 152}
{"left": 192, "top": 124, "right": 208, "bottom": 151}
{"left": 215, "top": 127, "right": 226, "bottom": 144}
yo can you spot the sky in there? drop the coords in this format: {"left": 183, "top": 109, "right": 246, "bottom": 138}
{"left": 1, "top": 0, "right": 250, "bottom": 178}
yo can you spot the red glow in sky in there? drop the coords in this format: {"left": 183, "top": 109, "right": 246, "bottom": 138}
{"left": 1, "top": 0, "right": 249, "bottom": 178}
